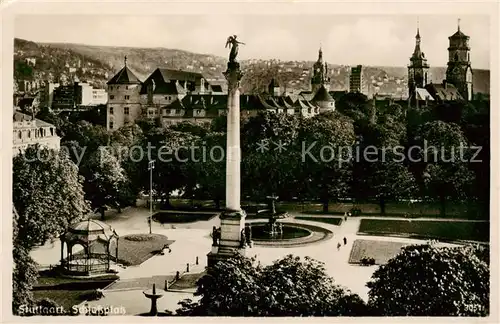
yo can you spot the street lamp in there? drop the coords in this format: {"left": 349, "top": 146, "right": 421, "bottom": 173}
{"left": 148, "top": 160, "right": 155, "bottom": 234}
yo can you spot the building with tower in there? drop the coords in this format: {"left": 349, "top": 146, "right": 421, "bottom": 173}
{"left": 407, "top": 25, "right": 431, "bottom": 102}
{"left": 105, "top": 56, "right": 325, "bottom": 131}
{"left": 311, "top": 48, "right": 330, "bottom": 93}
{"left": 106, "top": 57, "right": 142, "bottom": 130}
{"left": 445, "top": 20, "right": 473, "bottom": 101}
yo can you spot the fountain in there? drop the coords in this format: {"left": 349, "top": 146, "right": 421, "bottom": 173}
{"left": 247, "top": 195, "right": 332, "bottom": 245}
{"left": 143, "top": 283, "right": 164, "bottom": 316}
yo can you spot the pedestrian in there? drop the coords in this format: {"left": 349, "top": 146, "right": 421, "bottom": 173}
{"left": 343, "top": 237, "right": 347, "bottom": 245}
{"left": 337, "top": 242, "right": 341, "bottom": 250}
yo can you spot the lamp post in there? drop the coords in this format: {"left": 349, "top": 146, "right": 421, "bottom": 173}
{"left": 148, "top": 160, "right": 155, "bottom": 234}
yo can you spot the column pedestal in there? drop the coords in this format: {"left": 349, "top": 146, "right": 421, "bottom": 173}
{"left": 207, "top": 209, "right": 247, "bottom": 268}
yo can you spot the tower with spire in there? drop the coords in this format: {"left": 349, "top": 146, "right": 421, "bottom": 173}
{"left": 445, "top": 18, "right": 473, "bottom": 101}
{"left": 311, "top": 47, "right": 330, "bottom": 94}
{"left": 408, "top": 21, "right": 430, "bottom": 101}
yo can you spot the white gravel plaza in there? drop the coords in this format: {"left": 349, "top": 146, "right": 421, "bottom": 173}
{"left": 31, "top": 205, "right": 458, "bottom": 315}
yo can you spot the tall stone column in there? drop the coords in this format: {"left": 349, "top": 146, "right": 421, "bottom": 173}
{"left": 207, "top": 61, "right": 247, "bottom": 268}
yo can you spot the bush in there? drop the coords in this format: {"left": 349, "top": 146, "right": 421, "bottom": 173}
{"left": 35, "top": 298, "right": 67, "bottom": 316}
{"left": 124, "top": 234, "right": 155, "bottom": 242}
{"left": 80, "top": 289, "right": 104, "bottom": 301}
{"left": 360, "top": 257, "right": 375, "bottom": 266}
{"left": 350, "top": 208, "right": 362, "bottom": 216}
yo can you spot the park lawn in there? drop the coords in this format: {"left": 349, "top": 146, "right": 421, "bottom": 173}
{"left": 36, "top": 272, "right": 117, "bottom": 287}
{"left": 294, "top": 216, "right": 343, "bottom": 226}
{"left": 358, "top": 219, "right": 489, "bottom": 242}
{"left": 33, "top": 289, "right": 96, "bottom": 310}
{"left": 116, "top": 234, "right": 175, "bottom": 266}
{"left": 33, "top": 272, "right": 117, "bottom": 309}
{"left": 152, "top": 211, "right": 218, "bottom": 223}
{"left": 72, "top": 234, "right": 174, "bottom": 266}
{"left": 348, "top": 239, "right": 408, "bottom": 265}
{"left": 169, "top": 272, "right": 206, "bottom": 290}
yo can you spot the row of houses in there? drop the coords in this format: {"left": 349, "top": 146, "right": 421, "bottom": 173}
{"left": 105, "top": 60, "right": 337, "bottom": 130}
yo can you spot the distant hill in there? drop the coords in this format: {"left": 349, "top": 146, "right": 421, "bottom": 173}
{"left": 13, "top": 38, "right": 490, "bottom": 96}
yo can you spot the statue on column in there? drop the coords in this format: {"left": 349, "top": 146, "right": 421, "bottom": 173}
{"left": 225, "top": 35, "right": 245, "bottom": 63}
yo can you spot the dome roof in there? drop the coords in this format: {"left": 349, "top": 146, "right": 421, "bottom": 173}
{"left": 312, "top": 85, "right": 334, "bottom": 102}
{"left": 63, "top": 219, "right": 118, "bottom": 244}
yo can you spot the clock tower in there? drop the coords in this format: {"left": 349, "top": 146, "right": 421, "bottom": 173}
{"left": 408, "top": 24, "right": 429, "bottom": 101}
{"left": 311, "top": 47, "right": 330, "bottom": 94}
{"left": 445, "top": 19, "right": 473, "bottom": 100}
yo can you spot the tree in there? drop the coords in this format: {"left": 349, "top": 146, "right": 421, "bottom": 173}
{"left": 12, "top": 146, "right": 89, "bottom": 313}
{"left": 177, "top": 254, "right": 368, "bottom": 316}
{"left": 177, "top": 255, "right": 263, "bottom": 316}
{"left": 63, "top": 120, "right": 110, "bottom": 147}
{"left": 110, "top": 124, "right": 146, "bottom": 207}
{"left": 171, "top": 121, "right": 209, "bottom": 138}
{"left": 143, "top": 127, "right": 200, "bottom": 207}
{"left": 13, "top": 145, "right": 90, "bottom": 246}
{"left": 416, "top": 121, "right": 475, "bottom": 216}
{"left": 367, "top": 243, "right": 489, "bottom": 316}
{"left": 259, "top": 255, "right": 368, "bottom": 316}
{"left": 12, "top": 209, "right": 38, "bottom": 314}
{"left": 80, "top": 149, "right": 127, "bottom": 219}
{"left": 210, "top": 115, "right": 227, "bottom": 133}
{"left": 361, "top": 115, "right": 416, "bottom": 214}
{"left": 60, "top": 120, "right": 110, "bottom": 164}
{"left": 241, "top": 112, "right": 301, "bottom": 201}
{"left": 298, "top": 112, "right": 356, "bottom": 212}
{"left": 336, "top": 92, "right": 370, "bottom": 126}
{"left": 190, "top": 132, "right": 226, "bottom": 209}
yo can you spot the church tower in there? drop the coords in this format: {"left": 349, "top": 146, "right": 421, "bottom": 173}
{"left": 408, "top": 23, "right": 429, "bottom": 101}
{"left": 445, "top": 19, "right": 473, "bottom": 101}
{"left": 311, "top": 47, "right": 330, "bottom": 94}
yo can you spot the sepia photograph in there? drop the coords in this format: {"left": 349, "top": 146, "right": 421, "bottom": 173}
{"left": 2, "top": 0, "right": 497, "bottom": 320}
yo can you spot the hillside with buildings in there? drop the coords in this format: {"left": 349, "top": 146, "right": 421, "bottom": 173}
{"left": 14, "top": 38, "right": 490, "bottom": 99}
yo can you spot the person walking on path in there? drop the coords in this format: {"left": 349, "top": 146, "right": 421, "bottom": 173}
{"left": 337, "top": 242, "right": 341, "bottom": 250}
{"left": 343, "top": 237, "right": 347, "bottom": 245}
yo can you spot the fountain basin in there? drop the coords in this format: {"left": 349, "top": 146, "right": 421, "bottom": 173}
{"left": 246, "top": 221, "right": 333, "bottom": 247}
{"left": 250, "top": 223, "right": 312, "bottom": 241}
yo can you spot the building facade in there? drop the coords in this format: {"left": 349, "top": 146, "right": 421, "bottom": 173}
{"left": 51, "top": 81, "right": 108, "bottom": 110}
{"left": 349, "top": 65, "right": 364, "bottom": 93}
{"left": 105, "top": 57, "right": 325, "bottom": 131}
{"left": 13, "top": 110, "right": 60, "bottom": 155}
{"left": 445, "top": 22, "right": 473, "bottom": 101}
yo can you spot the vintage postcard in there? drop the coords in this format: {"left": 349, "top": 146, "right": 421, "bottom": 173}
{"left": 1, "top": 0, "right": 498, "bottom": 321}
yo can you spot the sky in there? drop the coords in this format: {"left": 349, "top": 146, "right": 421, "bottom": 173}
{"left": 14, "top": 15, "right": 490, "bottom": 69}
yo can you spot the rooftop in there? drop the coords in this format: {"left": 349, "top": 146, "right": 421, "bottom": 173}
{"left": 107, "top": 66, "right": 142, "bottom": 85}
